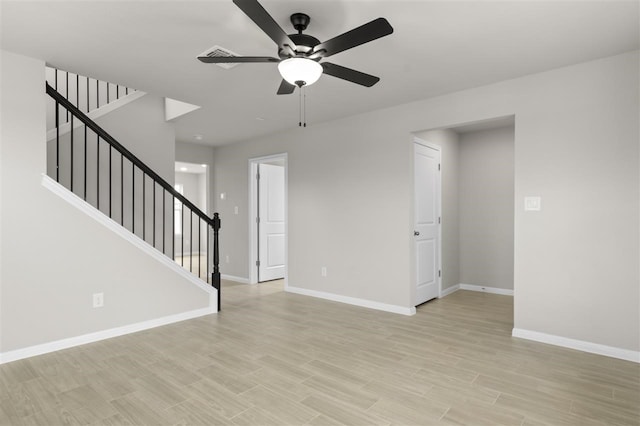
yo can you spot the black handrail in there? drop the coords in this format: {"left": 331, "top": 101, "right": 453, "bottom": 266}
{"left": 46, "top": 82, "right": 214, "bottom": 227}
{"left": 47, "top": 81, "right": 221, "bottom": 311}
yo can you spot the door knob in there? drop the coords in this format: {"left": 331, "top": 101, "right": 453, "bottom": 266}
{"left": 414, "top": 231, "right": 420, "bottom": 236}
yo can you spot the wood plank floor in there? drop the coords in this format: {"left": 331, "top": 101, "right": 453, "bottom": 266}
{"left": 1, "top": 280, "right": 638, "bottom": 425}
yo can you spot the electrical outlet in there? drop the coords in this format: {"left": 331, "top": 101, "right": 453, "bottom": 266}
{"left": 524, "top": 196, "right": 541, "bottom": 211}
{"left": 321, "top": 266, "right": 327, "bottom": 277}
{"left": 93, "top": 292, "right": 104, "bottom": 308}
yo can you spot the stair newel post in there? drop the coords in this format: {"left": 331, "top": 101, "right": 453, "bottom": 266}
{"left": 212, "top": 212, "right": 221, "bottom": 312}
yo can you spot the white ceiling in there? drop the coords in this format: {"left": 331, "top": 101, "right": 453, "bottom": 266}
{"left": 2, "top": 1, "right": 638, "bottom": 146}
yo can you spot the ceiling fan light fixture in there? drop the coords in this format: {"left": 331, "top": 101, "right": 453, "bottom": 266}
{"left": 278, "top": 58, "right": 322, "bottom": 87}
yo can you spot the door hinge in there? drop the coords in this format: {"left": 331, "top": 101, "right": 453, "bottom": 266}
{"left": 438, "top": 217, "right": 441, "bottom": 224}
{"left": 256, "top": 172, "right": 260, "bottom": 180}
{"left": 438, "top": 163, "right": 441, "bottom": 171}
{"left": 256, "top": 260, "right": 261, "bottom": 267}
{"left": 438, "top": 270, "right": 441, "bottom": 277}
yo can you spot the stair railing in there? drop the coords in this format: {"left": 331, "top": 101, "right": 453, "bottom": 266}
{"left": 46, "top": 82, "right": 221, "bottom": 310}
{"left": 46, "top": 67, "right": 137, "bottom": 125}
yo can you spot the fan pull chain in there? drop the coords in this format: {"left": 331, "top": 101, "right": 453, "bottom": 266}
{"left": 303, "top": 86, "right": 307, "bottom": 127}
{"left": 298, "top": 87, "right": 302, "bottom": 127}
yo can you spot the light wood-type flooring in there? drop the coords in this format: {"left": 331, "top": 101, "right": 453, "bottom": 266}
{"left": 1, "top": 280, "right": 638, "bottom": 425}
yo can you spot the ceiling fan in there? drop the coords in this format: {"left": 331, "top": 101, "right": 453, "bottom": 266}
{"left": 198, "top": 0, "right": 394, "bottom": 95}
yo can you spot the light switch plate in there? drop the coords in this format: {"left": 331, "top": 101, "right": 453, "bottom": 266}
{"left": 524, "top": 196, "right": 541, "bottom": 211}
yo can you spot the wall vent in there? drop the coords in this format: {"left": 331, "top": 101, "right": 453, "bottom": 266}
{"left": 198, "top": 45, "right": 241, "bottom": 70}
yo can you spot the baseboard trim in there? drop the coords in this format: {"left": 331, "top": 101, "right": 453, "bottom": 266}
{"left": 440, "top": 284, "right": 460, "bottom": 298}
{"left": 512, "top": 328, "right": 639, "bottom": 363}
{"left": 221, "top": 274, "right": 250, "bottom": 284}
{"left": 286, "top": 286, "right": 416, "bottom": 316}
{"left": 459, "top": 283, "right": 514, "bottom": 296}
{"left": 0, "top": 306, "right": 216, "bottom": 365}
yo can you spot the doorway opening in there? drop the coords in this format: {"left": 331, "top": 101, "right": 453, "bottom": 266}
{"left": 249, "top": 154, "right": 288, "bottom": 285}
{"left": 412, "top": 115, "right": 515, "bottom": 307}
{"left": 174, "top": 161, "right": 209, "bottom": 278}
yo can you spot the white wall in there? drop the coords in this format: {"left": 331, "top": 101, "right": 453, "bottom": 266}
{"left": 213, "top": 51, "right": 639, "bottom": 353}
{"left": 413, "top": 129, "right": 460, "bottom": 293}
{"left": 0, "top": 50, "right": 212, "bottom": 355}
{"left": 459, "top": 126, "right": 515, "bottom": 290}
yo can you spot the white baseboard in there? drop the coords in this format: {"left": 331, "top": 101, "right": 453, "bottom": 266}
{"left": 512, "top": 328, "right": 639, "bottom": 363}
{"left": 0, "top": 306, "right": 216, "bottom": 365}
{"left": 221, "top": 274, "right": 249, "bottom": 284}
{"left": 286, "top": 286, "right": 416, "bottom": 316}
{"left": 459, "top": 283, "right": 514, "bottom": 296}
{"left": 440, "top": 284, "right": 460, "bottom": 297}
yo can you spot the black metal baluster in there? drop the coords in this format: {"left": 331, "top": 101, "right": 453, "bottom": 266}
{"left": 163, "top": 190, "right": 166, "bottom": 254}
{"left": 190, "top": 210, "right": 193, "bottom": 273}
{"left": 153, "top": 182, "right": 156, "bottom": 248}
{"left": 70, "top": 116, "right": 74, "bottom": 192}
{"left": 198, "top": 217, "right": 201, "bottom": 279}
{"left": 76, "top": 74, "right": 79, "bottom": 110}
{"left": 55, "top": 68, "right": 58, "bottom": 91}
{"left": 109, "top": 146, "right": 112, "bottom": 218}
{"left": 84, "top": 125, "right": 87, "bottom": 200}
{"left": 172, "top": 195, "right": 175, "bottom": 260}
{"left": 213, "top": 213, "right": 221, "bottom": 311}
{"left": 86, "top": 77, "right": 89, "bottom": 113}
{"left": 126, "top": 87, "right": 129, "bottom": 95}
{"left": 117, "top": 85, "right": 119, "bottom": 100}
{"left": 96, "top": 79, "right": 99, "bottom": 109}
{"left": 181, "top": 203, "right": 184, "bottom": 267}
{"left": 107, "top": 82, "right": 110, "bottom": 104}
{"left": 66, "top": 71, "right": 69, "bottom": 121}
{"left": 143, "top": 173, "right": 146, "bottom": 241}
{"left": 132, "top": 163, "right": 135, "bottom": 234}
{"left": 207, "top": 224, "right": 210, "bottom": 284}
{"left": 97, "top": 134, "right": 100, "bottom": 210}
{"left": 120, "top": 155, "right": 124, "bottom": 225}
{"left": 55, "top": 101, "right": 59, "bottom": 182}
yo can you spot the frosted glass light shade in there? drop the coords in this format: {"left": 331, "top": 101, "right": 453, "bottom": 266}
{"left": 278, "top": 58, "right": 323, "bottom": 86}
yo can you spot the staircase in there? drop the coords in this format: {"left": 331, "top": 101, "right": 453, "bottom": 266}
{"left": 44, "top": 72, "right": 221, "bottom": 310}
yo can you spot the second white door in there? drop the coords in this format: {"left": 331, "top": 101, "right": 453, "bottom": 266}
{"left": 414, "top": 142, "right": 441, "bottom": 305}
{"left": 258, "top": 164, "right": 285, "bottom": 281}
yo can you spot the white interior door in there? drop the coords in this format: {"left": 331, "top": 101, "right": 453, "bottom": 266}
{"left": 414, "top": 142, "right": 441, "bottom": 305}
{"left": 258, "top": 164, "right": 285, "bottom": 281}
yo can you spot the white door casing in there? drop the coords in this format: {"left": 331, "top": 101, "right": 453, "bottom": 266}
{"left": 414, "top": 141, "right": 441, "bottom": 305}
{"left": 258, "top": 164, "right": 285, "bottom": 281}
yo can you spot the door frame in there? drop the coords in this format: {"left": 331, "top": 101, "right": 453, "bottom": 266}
{"left": 412, "top": 137, "right": 442, "bottom": 302}
{"left": 248, "top": 153, "right": 288, "bottom": 285}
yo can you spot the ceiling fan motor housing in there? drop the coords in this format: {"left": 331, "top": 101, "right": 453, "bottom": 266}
{"left": 277, "top": 13, "right": 321, "bottom": 58}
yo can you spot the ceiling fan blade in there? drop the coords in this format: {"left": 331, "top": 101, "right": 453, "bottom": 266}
{"left": 277, "top": 79, "right": 296, "bottom": 95}
{"left": 198, "top": 56, "right": 279, "bottom": 63}
{"left": 311, "top": 18, "right": 393, "bottom": 58}
{"left": 233, "top": 0, "right": 297, "bottom": 50}
{"left": 321, "top": 62, "right": 380, "bottom": 87}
